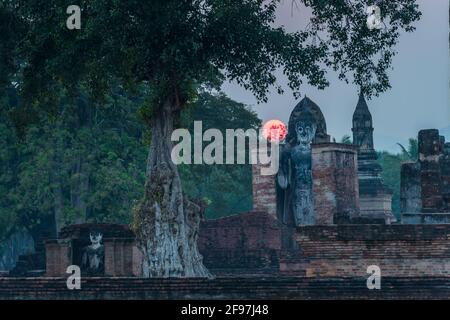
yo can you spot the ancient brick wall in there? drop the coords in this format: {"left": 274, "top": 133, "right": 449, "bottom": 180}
{"left": 104, "top": 239, "right": 141, "bottom": 277}
{"left": 280, "top": 225, "right": 450, "bottom": 278}
{"left": 198, "top": 212, "right": 283, "bottom": 274}
{"left": 252, "top": 162, "right": 277, "bottom": 218}
{"left": 312, "top": 143, "right": 360, "bottom": 224}
{"left": 5, "top": 217, "right": 450, "bottom": 299}
{"left": 441, "top": 141, "right": 450, "bottom": 209}
{"left": 0, "top": 276, "right": 448, "bottom": 300}
{"left": 419, "top": 130, "right": 445, "bottom": 211}
{"left": 46, "top": 238, "right": 142, "bottom": 277}
{"left": 199, "top": 213, "right": 450, "bottom": 279}
{"left": 45, "top": 241, "right": 71, "bottom": 277}
{"left": 43, "top": 214, "right": 450, "bottom": 280}
{"left": 401, "top": 129, "right": 450, "bottom": 220}
{"left": 401, "top": 161, "right": 422, "bottom": 213}
{"left": 252, "top": 143, "right": 360, "bottom": 225}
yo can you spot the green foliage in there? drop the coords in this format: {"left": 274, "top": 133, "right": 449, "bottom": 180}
{"left": 377, "top": 151, "right": 402, "bottom": 217}
{"left": 340, "top": 135, "right": 352, "bottom": 144}
{"left": 0, "top": 95, "right": 20, "bottom": 239}
{"left": 0, "top": 0, "right": 421, "bottom": 234}
{"left": 305, "top": 0, "right": 421, "bottom": 96}
{"left": 397, "top": 138, "right": 418, "bottom": 160}
{"left": 377, "top": 138, "right": 418, "bottom": 217}
{"left": 0, "top": 90, "right": 261, "bottom": 236}
{"left": 0, "top": 88, "right": 148, "bottom": 238}
{"left": 0, "top": 0, "right": 421, "bottom": 114}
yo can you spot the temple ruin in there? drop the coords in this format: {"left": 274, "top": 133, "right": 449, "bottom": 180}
{"left": 401, "top": 129, "right": 450, "bottom": 223}
{"left": 1, "top": 94, "right": 449, "bottom": 299}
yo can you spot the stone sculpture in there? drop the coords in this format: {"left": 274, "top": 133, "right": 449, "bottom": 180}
{"left": 81, "top": 232, "right": 104, "bottom": 276}
{"left": 277, "top": 97, "right": 329, "bottom": 226}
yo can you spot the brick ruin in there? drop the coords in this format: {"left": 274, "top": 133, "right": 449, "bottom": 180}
{"left": 253, "top": 142, "right": 360, "bottom": 225}
{"left": 46, "top": 223, "right": 142, "bottom": 277}
{"left": 311, "top": 143, "right": 359, "bottom": 224}
{"left": 1, "top": 275, "right": 448, "bottom": 299}
{"left": 256, "top": 97, "right": 361, "bottom": 227}
{"left": 42, "top": 212, "right": 450, "bottom": 281}
{"left": 199, "top": 96, "right": 449, "bottom": 281}
{"left": 401, "top": 129, "right": 450, "bottom": 223}
{"left": 2, "top": 95, "right": 449, "bottom": 299}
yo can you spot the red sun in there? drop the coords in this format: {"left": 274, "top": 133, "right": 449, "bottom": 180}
{"left": 262, "top": 120, "right": 287, "bottom": 142}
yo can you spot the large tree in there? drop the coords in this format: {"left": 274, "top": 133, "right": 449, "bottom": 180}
{"left": 0, "top": 0, "right": 420, "bottom": 277}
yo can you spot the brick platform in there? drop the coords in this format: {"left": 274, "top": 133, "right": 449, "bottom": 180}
{"left": 401, "top": 129, "right": 450, "bottom": 222}
{"left": 199, "top": 212, "right": 284, "bottom": 275}
{"left": 281, "top": 224, "right": 450, "bottom": 277}
{"left": 199, "top": 213, "right": 450, "bottom": 278}
{"left": 312, "top": 143, "right": 360, "bottom": 224}
{"left": 0, "top": 276, "right": 448, "bottom": 300}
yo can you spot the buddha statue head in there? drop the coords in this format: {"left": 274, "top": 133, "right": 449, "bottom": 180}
{"left": 287, "top": 96, "right": 329, "bottom": 145}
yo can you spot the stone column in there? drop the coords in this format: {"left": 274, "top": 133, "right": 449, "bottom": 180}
{"left": 400, "top": 161, "right": 422, "bottom": 214}
{"left": 442, "top": 142, "right": 450, "bottom": 210}
{"left": 45, "top": 240, "right": 71, "bottom": 277}
{"left": 251, "top": 148, "right": 277, "bottom": 218}
{"left": 419, "top": 129, "right": 443, "bottom": 212}
{"left": 312, "top": 143, "right": 360, "bottom": 224}
{"left": 104, "top": 238, "right": 136, "bottom": 277}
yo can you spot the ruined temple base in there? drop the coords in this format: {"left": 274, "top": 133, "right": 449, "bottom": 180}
{"left": 402, "top": 212, "right": 450, "bottom": 224}
{"left": 358, "top": 193, "right": 396, "bottom": 224}
{"left": 199, "top": 212, "right": 450, "bottom": 278}
{"left": 19, "top": 212, "right": 449, "bottom": 300}
{"left": 0, "top": 276, "right": 448, "bottom": 300}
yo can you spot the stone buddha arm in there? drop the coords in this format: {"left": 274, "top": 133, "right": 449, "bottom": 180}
{"left": 81, "top": 249, "right": 88, "bottom": 267}
{"left": 277, "top": 150, "right": 290, "bottom": 189}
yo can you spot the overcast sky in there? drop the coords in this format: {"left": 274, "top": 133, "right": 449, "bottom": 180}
{"left": 221, "top": 0, "right": 450, "bottom": 153}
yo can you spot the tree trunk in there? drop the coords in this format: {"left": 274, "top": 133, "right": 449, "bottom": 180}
{"left": 53, "top": 178, "right": 63, "bottom": 234}
{"left": 52, "top": 128, "right": 65, "bottom": 234}
{"left": 133, "top": 94, "right": 211, "bottom": 278}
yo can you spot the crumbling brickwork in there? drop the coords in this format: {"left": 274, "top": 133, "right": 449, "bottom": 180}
{"left": 198, "top": 212, "right": 283, "bottom": 274}
{"left": 252, "top": 143, "right": 360, "bottom": 226}
{"left": 25, "top": 218, "right": 450, "bottom": 299}
{"left": 401, "top": 161, "right": 422, "bottom": 213}
{"left": 252, "top": 159, "right": 277, "bottom": 218}
{"left": 312, "top": 143, "right": 360, "bottom": 224}
{"left": 45, "top": 241, "right": 71, "bottom": 277}
{"left": 401, "top": 129, "right": 450, "bottom": 223}
{"left": 0, "top": 276, "right": 448, "bottom": 300}
{"left": 280, "top": 224, "right": 450, "bottom": 278}
{"left": 198, "top": 213, "right": 450, "bottom": 279}
{"left": 45, "top": 224, "right": 142, "bottom": 277}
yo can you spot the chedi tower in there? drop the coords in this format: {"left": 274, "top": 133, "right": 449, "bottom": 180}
{"left": 352, "top": 92, "right": 395, "bottom": 224}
